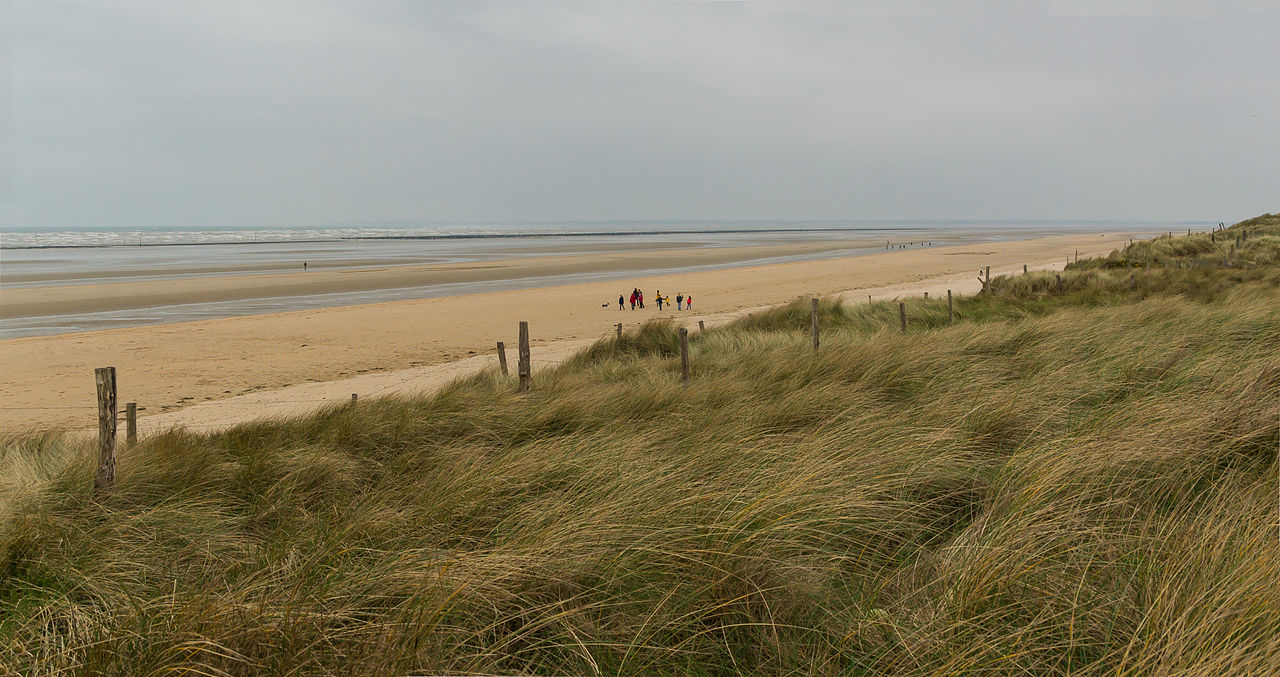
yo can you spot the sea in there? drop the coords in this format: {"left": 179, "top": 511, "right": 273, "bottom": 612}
{"left": 0, "top": 220, "right": 1191, "bottom": 338}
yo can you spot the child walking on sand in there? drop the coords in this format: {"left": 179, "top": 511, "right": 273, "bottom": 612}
{"left": 685, "top": 294, "right": 692, "bottom": 310}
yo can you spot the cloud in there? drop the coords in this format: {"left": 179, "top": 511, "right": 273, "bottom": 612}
{"left": 6, "top": 0, "right": 1278, "bottom": 227}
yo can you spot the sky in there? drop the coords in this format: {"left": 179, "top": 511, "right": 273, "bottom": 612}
{"left": 2, "top": 0, "right": 1277, "bottom": 229}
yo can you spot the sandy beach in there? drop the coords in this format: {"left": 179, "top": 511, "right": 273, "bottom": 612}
{"left": 0, "top": 232, "right": 1127, "bottom": 432}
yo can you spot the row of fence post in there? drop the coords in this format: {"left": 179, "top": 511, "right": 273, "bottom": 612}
{"left": 92, "top": 260, "right": 1067, "bottom": 493}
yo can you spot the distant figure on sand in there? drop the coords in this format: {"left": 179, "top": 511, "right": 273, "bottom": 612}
{"left": 619, "top": 295, "right": 625, "bottom": 310}
{"left": 629, "top": 290, "right": 637, "bottom": 310}
{"left": 685, "top": 294, "right": 692, "bottom": 310}
{"left": 303, "top": 262, "right": 307, "bottom": 271}
{"left": 656, "top": 295, "right": 664, "bottom": 310}
{"left": 676, "top": 293, "right": 684, "bottom": 310}
{"left": 639, "top": 291, "right": 644, "bottom": 309}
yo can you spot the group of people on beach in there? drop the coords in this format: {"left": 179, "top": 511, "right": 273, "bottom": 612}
{"left": 617, "top": 288, "right": 691, "bottom": 311}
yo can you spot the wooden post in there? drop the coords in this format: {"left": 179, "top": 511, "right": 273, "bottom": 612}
{"left": 1023, "top": 264, "right": 1028, "bottom": 275}
{"left": 923, "top": 291, "right": 928, "bottom": 299}
{"left": 1055, "top": 273, "right": 1062, "bottom": 292}
{"left": 947, "top": 289, "right": 953, "bottom": 324}
{"left": 698, "top": 320, "right": 705, "bottom": 333}
{"left": 94, "top": 367, "right": 117, "bottom": 494}
{"left": 496, "top": 341, "right": 508, "bottom": 376}
{"left": 518, "top": 321, "right": 531, "bottom": 393}
{"left": 125, "top": 402, "right": 137, "bottom": 445}
{"left": 351, "top": 393, "right": 357, "bottom": 404}
{"left": 679, "top": 328, "right": 690, "bottom": 384}
{"left": 810, "top": 298, "right": 819, "bottom": 351}
{"left": 899, "top": 302, "right": 907, "bottom": 333}
{"left": 1074, "top": 250, "right": 1078, "bottom": 263}
{"left": 616, "top": 323, "right": 623, "bottom": 339}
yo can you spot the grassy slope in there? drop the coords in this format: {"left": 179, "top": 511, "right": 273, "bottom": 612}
{"left": 2, "top": 215, "right": 1278, "bottom": 675}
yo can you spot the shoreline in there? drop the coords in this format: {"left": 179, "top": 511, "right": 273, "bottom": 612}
{"left": 0, "top": 231, "right": 1131, "bottom": 432}
{"left": 2, "top": 238, "right": 882, "bottom": 323}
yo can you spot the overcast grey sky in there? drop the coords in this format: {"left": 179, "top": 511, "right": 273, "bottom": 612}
{"left": 2, "top": 0, "right": 1277, "bottom": 229}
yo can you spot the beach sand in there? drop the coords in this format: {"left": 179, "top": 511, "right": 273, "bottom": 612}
{"left": 0, "top": 232, "right": 1126, "bottom": 432}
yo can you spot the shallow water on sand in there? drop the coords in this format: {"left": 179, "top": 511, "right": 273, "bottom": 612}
{"left": 0, "top": 221, "right": 1185, "bottom": 337}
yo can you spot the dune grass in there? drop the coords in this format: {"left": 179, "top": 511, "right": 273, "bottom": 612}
{"left": 1, "top": 217, "right": 1277, "bottom": 675}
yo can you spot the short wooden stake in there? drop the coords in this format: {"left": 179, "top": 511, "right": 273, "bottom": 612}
{"left": 125, "top": 402, "right": 137, "bottom": 445}
{"left": 94, "top": 367, "right": 117, "bottom": 494}
{"left": 1023, "top": 264, "right": 1028, "bottom": 274}
{"left": 947, "top": 289, "right": 953, "bottom": 324}
{"left": 616, "top": 323, "right": 623, "bottom": 339}
{"left": 698, "top": 320, "right": 705, "bottom": 333}
{"left": 351, "top": 393, "right": 357, "bottom": 403}
{"left": 496, "top": 341, "right": 508, "bottom": 376}
{"left": 810, "top": 298, "right": 819, "bottom": 351}
{"left": 923, "top": 291, "right": 928, "bottom": 299}
{"left": 517, "top": 321, "right": 531, "bottom": 393}
{"left": 678, "top": 328, "right": 690, "bottom": 384}
{"left": 899, "top": 302, "right": 907, "bottom": 333}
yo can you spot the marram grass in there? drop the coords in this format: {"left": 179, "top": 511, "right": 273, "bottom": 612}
{"left": 2, "top": 216, "right": 1278, "bottom": 675}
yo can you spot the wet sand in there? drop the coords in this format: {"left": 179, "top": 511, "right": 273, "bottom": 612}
{"left": 0, "top": 232, "right": 1127, "bottom": 432}
{"left": 0, "top": 238, "right": 877, "bottom": 319}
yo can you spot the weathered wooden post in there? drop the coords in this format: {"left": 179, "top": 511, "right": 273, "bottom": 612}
{"left": 810, "top": 298, "right": 819, "bottom": 351}
{"left": 125, "top": 402, "right": 137, "bottom": 445}
{"left": 616, "top": 323, "right": 623, "bottom": 339}
{"left": 698, "top": 320, "right": 705, "bottom": 333}
{"left": 1055, "top": 273, "right": 1062, "bottom": 292}
{"left": 923, "top": 291, "right": 928, "bottom": 299}
{"left": 496, "top": 341, "right": 508, "bottom": 376}
{"left": 351, "top": 393, "right": 357, "bottom": 404}
{"left": 518, "top": 321, "right": 531, "bottom": 393}
{"left": 947, "top": 289, "right": 953, "bottom": 324}
{"left": 1023, "top": 264, "right": 1028, "bottom": 275}
{"left": 679, "top": 328, "right": 690, "bottom": 385}
{"left": 94, "top": 367, "right": 117, "bottom": 494}
{"left": 899, "top": 302, "right": 907, "bottom": 333}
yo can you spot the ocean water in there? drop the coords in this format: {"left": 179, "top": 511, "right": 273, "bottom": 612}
{"left": 0, "top": 220, "right": 1190, "bottom": 338}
